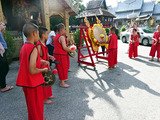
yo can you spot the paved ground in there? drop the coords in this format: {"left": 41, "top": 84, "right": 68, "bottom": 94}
{"left": 0, "top": 40, "right": 160, "bottom": 120}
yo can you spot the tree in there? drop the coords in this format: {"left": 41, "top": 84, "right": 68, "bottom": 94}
{"left": 120, "top": 25, "right": 127, "bottom": 33}
{"left": 70, "top": 0, "right": 85, "bottom": 13}
{"left": 74, "top": 29, "right": 85, "bottom": 48}
{"left": 157, "top": 0, "right": 160, "bottom": 4}
{"left": 69, "top": 0, "right": 85, "bottom": 26}
{"left": 50, "top": 17, "right": 63, "bottom": 30}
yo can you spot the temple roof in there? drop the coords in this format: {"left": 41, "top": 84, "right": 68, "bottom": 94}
{"left": 141, "top": 1, "right": 155, "bottom": 13}
{"left": 153, "top": 4, "right": 160, "bottom": 15}
{"left": 140, "top": 12, "right": 153, "bottom": 16}
{"left": 76, "top": 0, "right": 115, "bottom": 18}
{"left": 76, "top": 8, "right": 115, "bottom": 18}
{"left": 114, "top": 10, "right": 141, "bottom": 20}
{"left": 116, "top": 0, "right": 143, "bottom": 13}
{"left": 108, "top": 6, "right": 117, "bottom": 16}
{"left": 86, "top": 0, "right": 107, "bottom": 10}
{"left": 153, "top": 15, "right": 160, "bottom": 20}
{"left": 111, "top": 0, "right": 160, "bottom": 20}
{"left": 136, "top": 14, "right": 152, "bottom": 21}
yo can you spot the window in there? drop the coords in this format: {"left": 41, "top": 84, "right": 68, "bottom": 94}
{"left": 91, "top": 17, "right": 94, "bottom": 21}
{"left": 102, "top": 17, "right": 104, "bottom": 21}
{"left": 108, "top": 18, "right": 112, "bottom": 22}
{"left": 142, "top": 28, "right": 154, "bottom": 33}
{"left": 81, "top": 19, "right": 83, "bottom": 23}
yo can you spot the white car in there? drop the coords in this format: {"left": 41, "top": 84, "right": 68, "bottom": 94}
{"left": 120, "top": 28, "right": 154, "bottom": 46}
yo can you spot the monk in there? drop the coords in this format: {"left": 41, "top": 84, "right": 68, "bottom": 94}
{"left": 100, "top": 27, "right": 118, "bottom": 70}
{"left": 129, "top": 29, "right": 139, "bottom": 59}
{"left": 16, "top": 23, "right": 48, "bottom": 120}
{"left": 37, "top": 27, "right": 56, "bottom": 104}
{"left": 149, "top": 24, "right": 160, "bottom": 62}
{"left": 53, "top": 23, "right": 74, "bottom": 88}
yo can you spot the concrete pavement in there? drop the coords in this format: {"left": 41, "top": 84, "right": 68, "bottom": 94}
{"left": 0, "top": 40, "right": 160, "bottom": 120}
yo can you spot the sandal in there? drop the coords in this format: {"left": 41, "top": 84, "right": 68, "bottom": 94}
{"left": 1, "top": 86, "right": 14, "bottom": 92}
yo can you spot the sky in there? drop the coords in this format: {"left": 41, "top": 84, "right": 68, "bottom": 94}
{"left": 82, "top": 0, "right": 159, "bottom": 7}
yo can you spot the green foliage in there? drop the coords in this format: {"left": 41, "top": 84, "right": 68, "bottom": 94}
{"left": 70, "top": 0, "right": 85, "bottom": 13}
{"left": 105, "top": 27, "right": 120, "bottom": 39}
{"left": 78, "top": 3, "right": 86, "bottom": 13}
{"left": 157, "top": 1, "right": 160, "bottom": 4}
{"left": 74, "top": 29, "right": 84, "bottom": 48}
{"left": 115, "top": 28, "right": 120, "bottom": 39}
{"left": 50, "top": 17, "right": 63, "bottom": 29}
{"left": 120, "top": 25, "right": 127, "bottom": 33}
{"left": 69, "top": 0, "right": 85, "bottom": 26}
{"left": 2, "top": 30, "right": 15, "bottom": 58}
{"left": 105, "top": 28, "right": 110, "bottom": 34}
{"left": 69, "top": 15, "right": 80, "bottom": 26}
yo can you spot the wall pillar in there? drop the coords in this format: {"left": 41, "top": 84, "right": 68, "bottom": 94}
{"left": 41, "top": 0, "right": 50, "bottom": 31}
{"left": 63, "top": 10, "right": 70, "bottom": 37}
{"left": 0, "top": 0, "right": 4, "bottom": 23}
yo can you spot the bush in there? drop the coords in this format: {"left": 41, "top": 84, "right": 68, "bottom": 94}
{"left": 120, "top": 25, "right": 127, "bottom": 33}
{"left": 2, "top": 29, "right": 15, "bottom": 58}
{"left": 115, "top": 27, "right": 120, "bottom": 39}
{"left": 105, "top": 28, "right": 110, "bottom": 34}
{"left": 74, "top": 29, "right": 84, "bottom": 48}
{"left": 50, "top": 17, "right": 63, "bottom": 29}
{"left": 105, "top": 27, "right": 120, "bottom": 39}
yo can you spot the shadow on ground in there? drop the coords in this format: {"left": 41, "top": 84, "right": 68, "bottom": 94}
{"left": 81, "top": 62, "right": 160, "bottom": 99}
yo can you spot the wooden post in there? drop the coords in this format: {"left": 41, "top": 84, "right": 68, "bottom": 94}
{"left": 41, "top": 0, "right": 50, "bottom": 31}
{"left": 63, "top": 10, "right": 70, "bottom": 37}
{"left": 0, "top": 0, "right": 4, "bottom": 23}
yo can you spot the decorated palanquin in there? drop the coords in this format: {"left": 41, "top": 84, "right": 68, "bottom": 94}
{"left": 77, "top": 16, "right": 109, "bottom": 69}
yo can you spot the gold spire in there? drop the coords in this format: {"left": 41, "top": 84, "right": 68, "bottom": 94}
{"left": 95, "top": 16, "right": 101, "bottom": 24}
{"left": 84, "top": 16, "right": 90, "bottom": 27}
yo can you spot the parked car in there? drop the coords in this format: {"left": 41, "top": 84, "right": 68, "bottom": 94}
{"left": 120, "top": 28, "right": 154, "bottom": 46}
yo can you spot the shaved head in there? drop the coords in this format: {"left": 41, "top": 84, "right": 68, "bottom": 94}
{"left": 23, "top": 23, "right": 39, "bottom": 37}
{"left": 57, "top": 23, "right": 65, "bottom": 32}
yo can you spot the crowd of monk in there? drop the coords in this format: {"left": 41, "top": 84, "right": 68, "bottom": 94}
{"left": 0, "top": 20, "right": 160, "bottom": 120}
